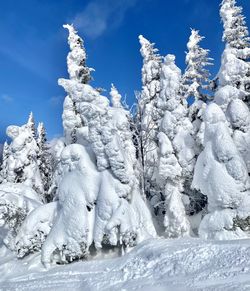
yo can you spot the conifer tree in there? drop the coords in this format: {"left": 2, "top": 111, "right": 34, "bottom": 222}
{"left": 220, "top": 0, "right": 250, "bottom": 50}
{"left": 60, "top": 24, "right": 93, "bottom": 145}
{"left": 157, "top": 54, "right": 197, "bottom": 235}
{"left": 26, "top": 112, "right": 36, "bottom": 138}
{"left": 37, "top": 122, "right": 53, "bottom": 202}
{"left": 2, "top": 119, "right": 43, "bottom": 198}
{"left": 215, "top": 0, "right": 250, "bottom": 110}
{"left": 137, "top": 34, "right": 162, "bottom": 211}
{"left": 193, "top": 103, "right": 250, "bottom": 239}
{"left": 110, "top": 83, "right": 122, "bottom": 108}
{"left": 181, "top": 29, "right": 213, "bottom": 146}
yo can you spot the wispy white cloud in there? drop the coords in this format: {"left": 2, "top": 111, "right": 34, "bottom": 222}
{"left": 0, "top": 43, "right": 55, "bottom": 83}
{"left": 49, "top": 95, "right": 63, "bottom": 106}
{"left": 73, "top": 0, "right": 138, "bottom": 39}
{"left": 1, "top": 94, "right": 13, "bottom": 103}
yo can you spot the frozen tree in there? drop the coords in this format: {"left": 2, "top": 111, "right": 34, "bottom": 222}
{"left": 193, "top": 103, "right": 250, "bottom": 239}
{"left": 215, "top": 0, "right": 250, "bottom": 110}
{"left": 157, "top": 54, "right": 198, "bottom": 236}
{"left": 109, "top": 84, "right": 142, "bottom": 198}
{"left": 37, "top": 123, "right": 53, "bottom": 202}
{"left": 26, "top": 112, "right": 36, "bottom": 138}
{"left": 60, "top": 24, "right": 93, "bottom": 145}
{"left": 181, "top": 29, "right": 213, "bottom": 148}
{"left": 59, "top": 24, "right": 135, "bottom": 186}
{"left": 137, "top": 34, "right": 162, "bottom": 213}
{"left": 2, "top": 121, "right": 44, "bottom": 199}
{"left": 220, "top": 0, "right": 250, "bottom": 50}
{"left": 110, "top": 83, "right": 122, "bottom": 108}
{"left": 63, "top": 24, "right": 93, "bottom": 84}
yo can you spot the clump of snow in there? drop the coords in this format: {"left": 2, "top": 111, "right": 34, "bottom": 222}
{"left": 227, "top": 99, "right": 250, "bottom": 173}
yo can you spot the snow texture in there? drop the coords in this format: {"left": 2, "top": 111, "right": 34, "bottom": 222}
{"left": 2, "top": 238, "right": 250, "bottom": 291}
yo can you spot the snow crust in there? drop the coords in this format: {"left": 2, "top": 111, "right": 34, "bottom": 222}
{"left": 2, "top": 238, "right": 250, "bottom": 290}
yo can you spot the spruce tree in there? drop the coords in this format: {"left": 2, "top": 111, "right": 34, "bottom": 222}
{"left": 157, "top": 54, "right": 197, "bottom": 235}
{"left": 3, "top": 119, "right": 43, "bottom": 198}
{"left": 220, "top": 0, "right": 250, "bottom": 50}
{"left": 60, "top": 24, "right": 93, "bottom": 145}
{"left": 137, "top": 34, "right": 162, "bottom": 212}
{"left": 216, "top": 0, "right": 250, "bottom": 109}
{"left": 26, "top": 112, "right": 36, "bottom": 138}
{"left": 37, "top": 122, "right": 53, "bottom": 202}
{"left": 181, "top": 29, "right": 213, "bottom": 144}
{"left": 193, "top": 103, "right": 250, "bottom": 239}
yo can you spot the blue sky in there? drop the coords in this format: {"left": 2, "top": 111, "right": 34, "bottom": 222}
{"left": 0, "top": 0, "right": 249, "bottom": 142}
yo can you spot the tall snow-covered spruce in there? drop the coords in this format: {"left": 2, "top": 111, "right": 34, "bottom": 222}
{"left": 60, "top": 24, "right": 93, "bottom": 144}
{"left": 215, "top": 0, "right": 250, "bottom": 110}
{"left": 193, "top": 103, "right": 250, "bottom": 239}
{"left": 215, "top": 0, "right": 250, "bottom": 175}
{"left": 181, "top": 29, "right": 213, "bottom": 147}
{"left": 157, "top": 54, "right": 197, "bottom": 237}
{"left": 137, "top": 35, "right": 162, "bottom": 216}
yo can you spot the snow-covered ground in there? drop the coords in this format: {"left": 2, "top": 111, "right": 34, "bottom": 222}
{"left": 1, "top": 237, "right": 250, "bottom": 291}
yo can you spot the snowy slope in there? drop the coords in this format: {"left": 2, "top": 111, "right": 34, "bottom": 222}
{"left": 1, "top": 238, "right": 250, "bottom": 291}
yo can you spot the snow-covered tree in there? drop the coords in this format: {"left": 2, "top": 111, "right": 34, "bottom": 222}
{"left": 110, "top": 83, "right": 122, "bottom": 108}
{"left": 26, "top": 112, "right": 36, "bottom": 138}
{"left": 137, "top": 34, "right": 162, "bottom": 213}
{"left": 181, "top": 29, "right": 213, "bottom": 147}
{"left": 37, "top": 123, "right": 53, "bottom": 202}
{"left": 157, "top": 54, "right": 198, "bottom": 236}
{"left": 193, "top": 103, "right": 250, "bottom": 239}
{"left": 60, "top": 24, "right": 93, "bottom": 145}
{"left": 220, "top": 0, "right": 250, "bottom": 50}
{"left": 1, "top": 117, "right": 44, "bottom": 200}
{"left": 64, "top": 24, "right": 93, "bottom": 84}
{"left": 59, "top": 24, "right": 135, "bottom": 185}
{"left": 215, "top": 0, "right": 250, "bottom": 110}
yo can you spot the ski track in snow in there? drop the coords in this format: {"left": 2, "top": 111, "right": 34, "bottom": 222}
{"left": 1, "top": 238, "right": 250, "bottom": 290}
